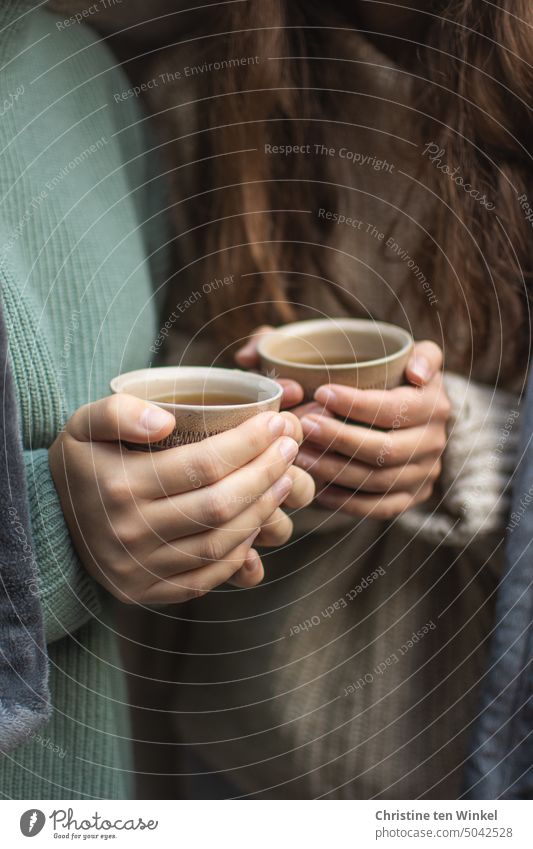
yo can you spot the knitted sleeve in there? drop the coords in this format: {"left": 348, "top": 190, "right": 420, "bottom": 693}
{"left": 397, "top": 373, "right": 521, "bottom": 546}
{"left": 23, "top": 448, "right": 102, "bottom": 645}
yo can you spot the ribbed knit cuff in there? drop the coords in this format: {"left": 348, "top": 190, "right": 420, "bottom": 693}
{"left": 23, "top": 448, "right": 101, "bottom": 644}
{"left": 398, "top": 373, "right": 521, "bottom": 546}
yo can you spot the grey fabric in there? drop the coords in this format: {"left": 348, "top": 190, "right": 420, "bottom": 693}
{"left": 0, "top": 296, "right": 51, "bottom": 753}
{"left": 464, "top": 372, "right": 533, "bottom": 800}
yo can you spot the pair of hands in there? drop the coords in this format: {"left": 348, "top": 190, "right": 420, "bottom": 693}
{"left": 49, "top": 329, "right": 451, "bottom": 607}
{"left": 49, "top": 400, "right": 314, "bottom": 605}
{"left": 237, "top": 327, "right": 451, "bottom": 520}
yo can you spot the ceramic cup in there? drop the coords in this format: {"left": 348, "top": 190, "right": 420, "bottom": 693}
{"left": 257, "top": 318, "right": 414, "bottom": 399}
{"left": 110, "top": 366, "right": 283, "bottom": 449}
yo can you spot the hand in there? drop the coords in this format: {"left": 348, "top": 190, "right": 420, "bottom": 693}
{"left": 49, "top": 395, "right": 314, "bottom": 604}
{"left": 293, "top": 341, "right": 451, "bottom": 519}
{"left": 235, "top": 325, "right": 304, "bottom": 408}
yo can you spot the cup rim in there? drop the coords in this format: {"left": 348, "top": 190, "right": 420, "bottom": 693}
{"left": 110, "top": 366, "right": 283, "bottom": 411}
{"left": 256, "top": 318, "right": 413, "bottom": 371}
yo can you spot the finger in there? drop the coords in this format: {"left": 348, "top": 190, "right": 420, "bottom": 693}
{"left": 234, "top": 325, "right": 275, "bottom": 368}
{"left": 146, "top": 438, "right": 297, "bottom": 538}
{"left": 227, "top": 548, "right": 265, "bottom": 588}
{"left": 144, "top": 524, "right": 259, "bottom": 577}
{"left": 315, "top": 484, "right": 433, "bottom": 520}
{"left": 139, "top": 539, "right": 264, "bottom": 604}
{"left": 67, "top": 393, "right": 176, "bottom": 444}
{"left": 283, "top": 465, "right": 316, "bottom": 509}
{"left": 297, "top": 415, "right": 445, "bottom": 466}
{"left": 312, "top": 381, "right": 439, "bottom": 429}
{"left": 147, "top": 474, "right": 295, "bottom": 571}
{"left": 254, "top": 508, "right": 294, "bottom": 547}
{"left": 295, "top": 446, "right": 440, "bottom": 493}
{"left": 405, "top": 340, "right": 443, "bottom": 386}
{"left": 278, "top": 378, "right": 305, "bottom": 409}
{"left": 293, "top": 401, "right": 336, "bottom": 420}
{"left": 141, "top": 410, "right": 296, "bottom": 498}
{"left": 280, "top": 411, "right": 304, "bottom": 444}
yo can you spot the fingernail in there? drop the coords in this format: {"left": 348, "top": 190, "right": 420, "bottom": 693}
{"left": 410, "top": 357, "right": 430, "bottom": 383}
{"left": 268, "top": 413, "right": 285, "bottom": 437}
{"left": 245, "top": 549, "right": 261, "bottom": 572}
{"left": 300, "top": 416, "right": 321, "bottom": 437}
{"left": 272, "top": 474, "right": 293, "bottom": 499}
{"left": 282, "top": 417, "right": 296, "bottom": 437}
{"left": 139, "top": 406, "right": 175, "bottom": 434}
{"left": 314, "top": 387, "right": 337, "bottom": 405}
{"left": 278, "top": 437, "right": 298, "bottom": 462}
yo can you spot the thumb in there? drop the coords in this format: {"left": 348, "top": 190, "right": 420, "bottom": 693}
{"left": 405, "top": 340, "right": 443, "bottom": 386}
{"left": 67, "top": 393, "right": 176, "bottom": 443}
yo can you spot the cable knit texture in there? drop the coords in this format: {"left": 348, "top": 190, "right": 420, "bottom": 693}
{"left": 0, "top": 3, "right": 163, "bottom": 798}
{"left": 398, "top": 373, "right": 520, "bottom": 545}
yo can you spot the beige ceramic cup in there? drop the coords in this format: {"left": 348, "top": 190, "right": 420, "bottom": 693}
{"left": 110, "top": 366, "right": 283, "bottom": 448}
{"left": 257, "top": 318, "right": 414, "bottom": 399}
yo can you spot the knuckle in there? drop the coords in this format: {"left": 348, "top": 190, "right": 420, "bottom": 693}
{"left": 102, "top": 473, "right": 131, "bottom": 503}
{"left": 190, "top": 449, "right": 223, "bottom": 486}
{"left": 202, "top": 487, "right": 233, "bottom": 525}
{"left": 113, "top": 520, "right": 143, "bottom": 549}
{"left": 200, "top": 534, "right": 227, "bottom": 564}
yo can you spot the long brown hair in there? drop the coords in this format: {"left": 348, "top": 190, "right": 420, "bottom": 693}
{"left": 160, "top": 0, "right": 533, "bottom": 381}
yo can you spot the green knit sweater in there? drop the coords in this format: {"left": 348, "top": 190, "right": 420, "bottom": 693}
{"left": 0, "top": 1, "right": 164, "bottom": 798}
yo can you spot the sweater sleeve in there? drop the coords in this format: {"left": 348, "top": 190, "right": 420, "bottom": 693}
{"left": 397, "top": 372, "right": 521, "bottom": 546}
{"left": 23, "top": 447, "right": 102, "bottom": 645}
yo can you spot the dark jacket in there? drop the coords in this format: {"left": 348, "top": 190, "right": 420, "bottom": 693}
{"left": 464, "top": 374, "right": 533, "bottom": 799}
